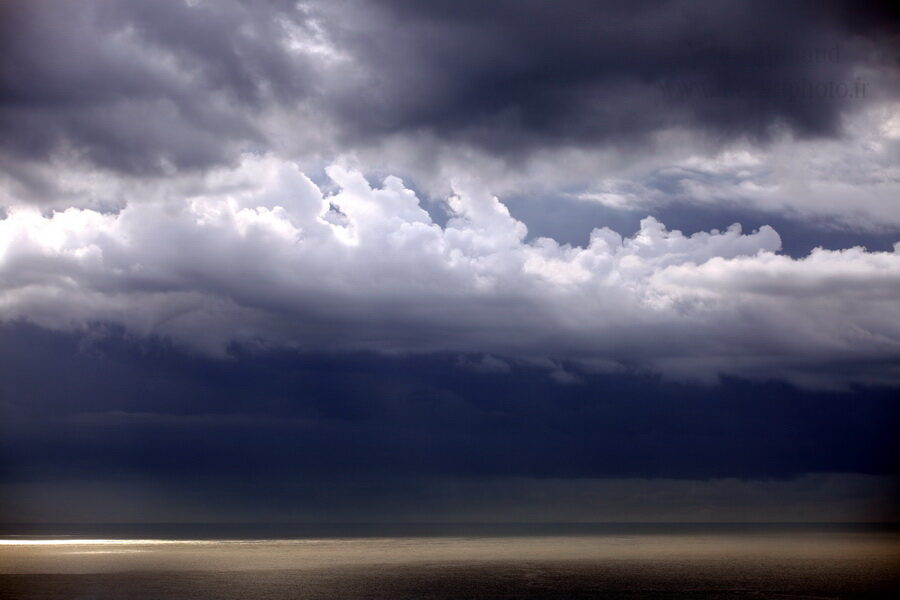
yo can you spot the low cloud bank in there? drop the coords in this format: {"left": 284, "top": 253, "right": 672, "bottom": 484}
{"left": 1, "top": 156, "right": 898, "bottom": 386}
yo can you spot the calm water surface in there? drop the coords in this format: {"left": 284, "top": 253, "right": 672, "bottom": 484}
{"left": 1, "top": 524, "right": 898, "bottom": 598}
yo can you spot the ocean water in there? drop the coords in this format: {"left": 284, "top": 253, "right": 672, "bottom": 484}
{"left": 1, "top": 524, "right": 898, "bottom": 599}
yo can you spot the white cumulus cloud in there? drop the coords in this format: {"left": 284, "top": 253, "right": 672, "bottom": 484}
{"left": 1, "top": 155, "right": 898, "bottom": 387}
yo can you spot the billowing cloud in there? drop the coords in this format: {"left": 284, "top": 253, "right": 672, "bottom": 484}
{"left": 1, "top": 155, "right": 897, "bottom": 386}
{"left": 0, "top": 1, "right": 283, "bottom": 172}
{"left": 2, "top": 1, "right": 897, "bottom": 206}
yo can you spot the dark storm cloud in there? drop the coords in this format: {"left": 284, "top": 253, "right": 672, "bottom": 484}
{"left": 1, "top": 323, "right": 896, "bottom": 485}
{"left": 1, "top": 1, "right": 898, "bottom": 524}
{"left": 1, "top": 322, "right": 897, "bottom": 521}
{"left": 320, "top": 0, "right": 898, "bottom": 152}
{"left": 1, "top": 0, "right": 896, "bottom": 177}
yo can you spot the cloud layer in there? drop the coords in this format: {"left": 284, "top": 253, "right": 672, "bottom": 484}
{"left": 5, "top": 0, "right": 894, "bottom": 166}
{"left": 1, "top": 156, "right": 897, "bottom": 386}
{"left": 2, "top": 324, "right": 896, "bottom": 490}
{"left": 2, "top": 1, "right": 897, "bottom": 220}
{"left": 2, "top": 0, "right": 899, "bottom": 528}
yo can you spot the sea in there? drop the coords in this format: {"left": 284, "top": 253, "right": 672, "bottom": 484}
{"left": 1, "top": 523, "right": 898, "bottom": 599}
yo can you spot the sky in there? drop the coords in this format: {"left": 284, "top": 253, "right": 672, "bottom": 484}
{"left": 0, "top": 0, "right": 898, "bottom": 523}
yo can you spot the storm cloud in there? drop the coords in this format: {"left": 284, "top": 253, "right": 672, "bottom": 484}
{"left": 1, "top": 1, "right": 897, "bottom": 174}
{"left": 1, "top": 0, "right": 898, "bottom": 523}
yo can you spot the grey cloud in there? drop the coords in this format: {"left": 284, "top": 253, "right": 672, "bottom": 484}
{"left": 0, "top": 0, "right": 309, "bottom": 175}
{"left": 1, "top": 0, "right": 896, "bottom": 181}
{"left": 0, "top": 1, "right": 897, "bottom": 390}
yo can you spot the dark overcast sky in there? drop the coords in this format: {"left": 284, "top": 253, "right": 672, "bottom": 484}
{"left": 0, "top": 0, "right": 898, "bottom": 523}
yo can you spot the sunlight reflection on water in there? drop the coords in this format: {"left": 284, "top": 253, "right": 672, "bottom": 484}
{"left": 1, "top": 532, "right": 898, "bottom": 599}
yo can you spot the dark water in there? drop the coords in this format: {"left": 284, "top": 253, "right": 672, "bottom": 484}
{"left": 3, "top": 522, "right": 897, "bottom": 540}
{"left": 2, "top": 524, "right": 898, "bottom": 599}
